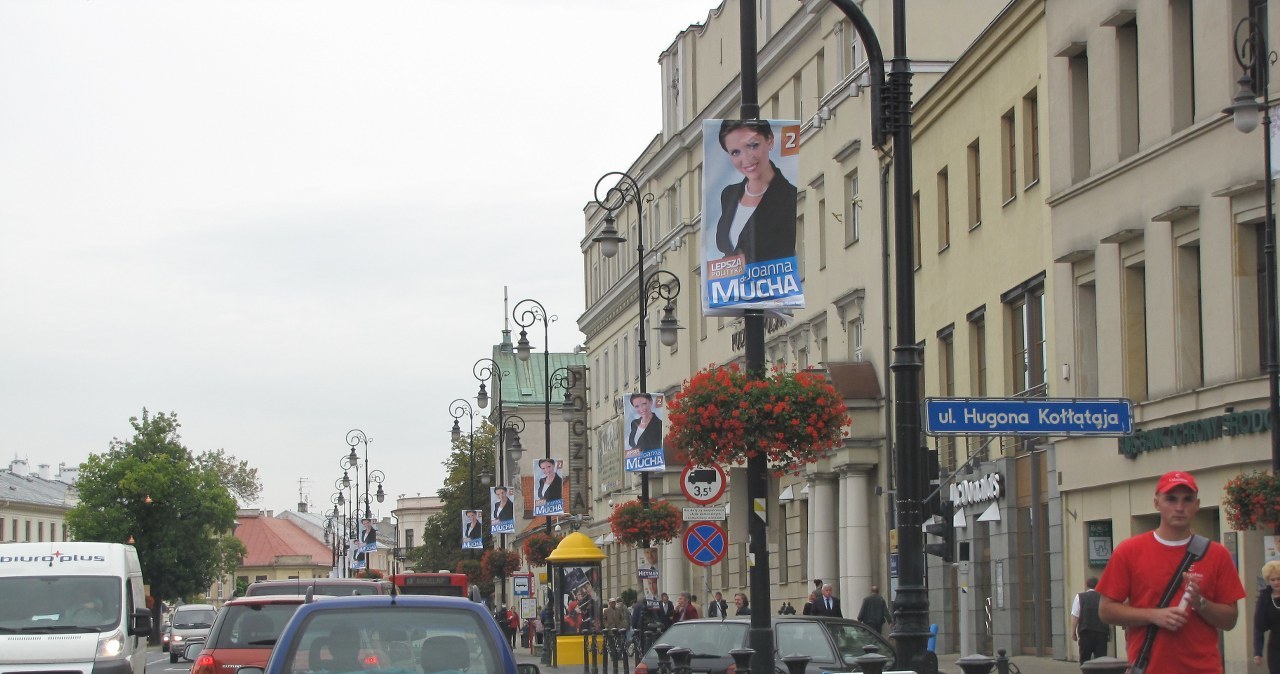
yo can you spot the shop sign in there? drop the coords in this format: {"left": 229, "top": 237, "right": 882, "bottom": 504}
{"left": 950, "top": 472, "right": 1002, "bottom": 507}
{"left": 1088, "top": 521, "right": 1112, "bottom": 567}
{"left": 1119, "top": 408, "right": 1271, "bottom": 458}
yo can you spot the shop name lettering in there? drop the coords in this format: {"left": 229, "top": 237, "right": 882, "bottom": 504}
{"left": 935, "top": 407, "right": 1122, "bottom": 431}
{"left": 950, "top": 473, "right": 1002, "bottom": 507}
{"left": 1119, "top": 409, "right": 1271, "bottom": 459}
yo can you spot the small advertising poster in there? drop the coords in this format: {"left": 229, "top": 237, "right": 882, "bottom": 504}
{"left": 558, "top": 566, "right": 601, "bottom": 635}
{"left": 623, "top": 392, "right": 666, "bottom": 473}
{"left": 461, "top": 510, "right": 484, "bottom": 550}
{"left": 637, "top": 547, "right": 660, "bottom": 600}
{"left": 701, "top": 119, "right": 804, "bottom": 315}
{"left": 1086, "top": 521, "right": 1112, "bottom": 567}
{"left": 490, "top": 486, "right": 515, "bottom": 534}
{"left": 532, "top": 458, "right": 565, "bottom": 517}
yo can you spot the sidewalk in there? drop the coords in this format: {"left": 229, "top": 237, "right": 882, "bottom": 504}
{"left": 513, "top": 649, "right": 1087, "bottom": 674}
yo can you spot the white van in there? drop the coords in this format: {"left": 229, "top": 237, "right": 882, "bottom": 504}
{"left": 0, "top": 542, "right": 152, "bottom": 674}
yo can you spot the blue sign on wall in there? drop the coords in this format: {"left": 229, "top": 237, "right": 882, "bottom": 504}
{"left": 923, "top": 398, "right": 1132, "bottom": 436}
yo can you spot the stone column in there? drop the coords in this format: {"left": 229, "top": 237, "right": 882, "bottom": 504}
{"left": 839, "top": 468, "right": 872, "bottom": 608}
{"left": 662, "top": 540, "right": 688, "bottom": 598}
{"left": 808, "top": 473, "right": 839, "bottom": 591}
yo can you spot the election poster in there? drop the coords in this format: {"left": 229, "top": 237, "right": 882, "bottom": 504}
{"left": 623, "top": 392, "right": 666, "bottom": 473}
{"left": 461, "top": 510, "right": 483, "bottom": 550}
{"left": 637, "top": 547, "right": 660, "bottom": 601}
{"left": 490, "top": 486, "right": 515, "bottom": 534}
{"left": 532, "top": 458, "right": 565, "bottom": 517}
{"left": 701, "top": 119, "right": 804, "bottom": 315}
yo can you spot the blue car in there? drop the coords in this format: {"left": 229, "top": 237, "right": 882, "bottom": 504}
{"left": 236, "top": 594, "right": 533, "bottom": 674}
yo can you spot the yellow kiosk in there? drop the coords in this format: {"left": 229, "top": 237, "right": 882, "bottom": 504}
{"left": 546, "top": 531, "right": 605, "bottom": 666}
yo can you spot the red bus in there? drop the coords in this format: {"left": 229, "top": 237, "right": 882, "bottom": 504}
{"left": 390, "top": 572, "right": 470, "bottom": 597}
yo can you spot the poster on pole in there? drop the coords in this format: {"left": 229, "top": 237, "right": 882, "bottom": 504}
{"left": 490, "top": 486, "right": 515, "bottom": 534}
{"left": 701, "top": 119, "right": 803, "bottom": 316}
{"left": 532, "top": 458, "right": 565, "bottom": 517}
{"left": 637, "top": 547, "right": 660, "bottom": 601}
{"left": 461, "top": 510, "right": 483, "bottom": 550}
{"left": 623, "top": 392, "right": 666, "bottom": 473}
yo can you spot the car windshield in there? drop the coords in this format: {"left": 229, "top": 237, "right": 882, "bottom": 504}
{"left": 212, "top": 603, "right": 301, "bottom": 648}
{"left": 280, "top": 606, "right": 502, "bottom": 674}
{"left": 775, "top": 622, "right": 836, "bottom": 664}
{"left": 647, "top": 622, "right": 748, "bottom": 658}
{"left": 0, "top": 576, "right": 121, "bottom": 631}
{"left": 826, "top": 622, "right": 892, "bottom": 666}
{"left": 174, "top": 609, "right": 217, "bottom": 628}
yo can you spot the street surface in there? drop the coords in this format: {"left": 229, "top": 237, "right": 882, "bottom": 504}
{"left": 145, "top": 646, "right": 190, "bottom": 674}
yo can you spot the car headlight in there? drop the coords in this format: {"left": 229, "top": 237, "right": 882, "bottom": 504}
{"left": 172, "top": 635, "right": 184, "bottom": 642}
{"left": 97, "top": 629, "right": 124, "bottom": 658}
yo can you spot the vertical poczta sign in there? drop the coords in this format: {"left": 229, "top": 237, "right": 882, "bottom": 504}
{"left": 623, "top": 392, "right": 666, "bottom": 473}
{"left": 701, "top": 119, "right": 804, "bottom": 315}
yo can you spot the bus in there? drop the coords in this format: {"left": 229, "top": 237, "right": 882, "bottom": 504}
{"left": 390, "top": 572, "right": 470, "bottom": 598}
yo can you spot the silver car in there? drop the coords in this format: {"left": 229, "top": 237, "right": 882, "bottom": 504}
{"left": 168, "top": 603, "right": 217, "bottom": 663}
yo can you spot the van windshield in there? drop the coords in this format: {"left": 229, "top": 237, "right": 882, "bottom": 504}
{"left": 0, "top": 576, "right": 121, "bottom": 631}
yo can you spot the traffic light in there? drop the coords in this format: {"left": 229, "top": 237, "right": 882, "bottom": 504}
{"left": 924, "top": 503, "right": 954, "bottom": 563}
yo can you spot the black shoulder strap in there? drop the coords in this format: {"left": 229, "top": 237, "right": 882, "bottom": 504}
{"left": 1131, "top": 535, "right": 1211, "bottom": 674}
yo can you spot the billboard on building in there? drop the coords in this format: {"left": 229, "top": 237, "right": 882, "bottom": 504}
{"left": 701, "top": 119, "right": 804, "bottom": 315}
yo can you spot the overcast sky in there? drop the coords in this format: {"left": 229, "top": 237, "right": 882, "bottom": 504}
{"left": 0, "top": 0, "right": 718, "bottom": 518}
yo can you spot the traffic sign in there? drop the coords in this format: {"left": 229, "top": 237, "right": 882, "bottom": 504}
{"left": 680, "top": 463, "right": 727, "bottom": 505}
{"left": 923, "top": 397, "right": 1132, "bottom": 436}
{"left": 683, "top": 522, "right": 728, "bottom": 566}
{"left": 683, "top": 506, "right": 727, "bottom": 521}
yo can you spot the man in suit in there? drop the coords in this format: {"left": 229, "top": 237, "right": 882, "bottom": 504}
{"left": 657, "top": 593, "right": 675, "bottom": 627}
{"left": 813, "top": 584, "right": 842, "bottom": 617}
{"left": 706, "top": 591, "right": 728, "bottom": 618}
{"left": 535, "top": 459, "right": 562, "bottom": 505}
{"left": 492, "top": 486, "right": 514, "bottom": 521}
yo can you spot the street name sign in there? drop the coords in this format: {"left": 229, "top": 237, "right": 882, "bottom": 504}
{"left": 923, "top": 397, "right": 1133, "bottom": 436}
{"left": 683, "top": 506, "right": 727, "bottom": 521}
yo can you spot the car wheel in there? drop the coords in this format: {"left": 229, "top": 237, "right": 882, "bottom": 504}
{"left": 162, "top": 643, "right": 168, "bottom": 652}
{"left": 170, "top": 651, "right": 178, "bottom": 664}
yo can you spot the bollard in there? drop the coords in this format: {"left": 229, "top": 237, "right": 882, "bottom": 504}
{"left": 583, "top": 632, "right": 591, "bottom": 674}
{"left": 853, "top": 644, "right": 890, "bottom": 674}
{"left": 1080, "top": 656, "right": 1130, "bottom": 674}
{"left": 728, "top": 648, "right": 754, "bottom": 674}
{"left": 956, "top": 653, "right": 996, "bottom": 674}
{"left": 655, "top": 644, "right": 674, "bottom": 674}
{"left": 781, "top": 654, "right": 811, "bottom": 674}
{"left": 995, "top": 649, "right": 1010, "bottom": 674}
{"left": 593, "top": 630, "right": 602, "bottom": 674}
{"left": 669, "top": 647, "right": 692, "bottom": 674}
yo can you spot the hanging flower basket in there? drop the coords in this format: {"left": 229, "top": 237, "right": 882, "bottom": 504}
{"left": 1224, "top": 470, "right": 1280, "bottom": 530}
{"left": 523, "top": 532, "right": 558, "bottom": 566}
{"left": 666, "top": 364, "right": 850, "bottom": 474}
{"left": 609, "top": 499, "right": 682, "bottom": 546}
{"left": 481, "top": 548, "right": 522, "bottom": 580}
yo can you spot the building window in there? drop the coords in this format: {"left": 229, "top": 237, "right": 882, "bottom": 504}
{"left": 818, "top": 198, "right": 828, "bottom": 270}
{"left": 38, "top": 521, "right": 44, "bottom": 542}
{"left": 1022, "top": 90, "right": 1040, "bottom": 187}
{"left": 937, "top": 168, "right": 951, "bottom": 252}
{"left": 938, "top": 326, "right": 956, "bottom": 473}
{"left": 845, "top": 170, "right": 861, "bottom": 246}
{"left": 1176, "top": 239, "right": 1204, "bottom": 391}
{"left": 967, "top": 139, "right": 982, "bottom": 228}
{"left": 405, "top": 529, "right": 415, "bottom": 550}
{"left": 849, "top": 318, "right": 864, "bottom": 362}
{"left": 1001, "top": 109, "right": 1017, "bottom": 204}
{"left": 1115, "top": 15, "right": 1140, "bottom": 159}
{"left": 1122, "top": 260, "right": 1149, "bottom": 400}
{"left": 1004, "top": 277, "right": 1047, "bottom": 396}
{"left": 1170, "top": 0, "right": 1195, "bottom": 132}
{"left": 623, "top": 335, "right": 630, "bottom": 385}
{"left": 1075, "top": 276, "right": 1100, "bottom": 397}
{"left": 796, "top": 214, "right": 806, "bottom": 280}
{"left": 1067, "top": 48, "right": 1091, "bottom": 182}
{"left": 792, "top": 73, "right": 804, "bottom": 120}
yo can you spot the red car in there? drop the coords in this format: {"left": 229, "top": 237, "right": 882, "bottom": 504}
{"left": 186, "top": 595, "right": 306, "bottom": 674}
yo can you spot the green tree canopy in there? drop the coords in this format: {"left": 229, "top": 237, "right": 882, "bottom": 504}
{"left": 66, "top": 409, "right": 254, "bottom": 609}
{"left": 406, "top": 420, "right": 497, "bottom": 577}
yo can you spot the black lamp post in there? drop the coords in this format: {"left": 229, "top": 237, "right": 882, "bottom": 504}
{"left": 591, "top": 170, "right": 685, "bottom": 522}
{"left": 451, "top": 398, "right": 491, "bottom": 556}
{"left": 474, "top": 358, "right": 511, "bottom": 543}
{"left": 336, "top": 464, "right": 355, "bottom": 577}
{"left": 513, "top": 298, "right": 578, "bottom": 535}
{"left": 1225, "top": 9, "right": 1280, "bottom": 490}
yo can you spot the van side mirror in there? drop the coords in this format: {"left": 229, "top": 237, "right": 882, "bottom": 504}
{"left": 129, "top": 608, "right": 152, "bottom": 636}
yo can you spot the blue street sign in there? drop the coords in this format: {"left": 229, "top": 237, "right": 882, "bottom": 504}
{"left": 923, "top": 397, "right": 1132, "bottom": 436}
{"left": 683, "top": 522, "right": 727, "bottom": 567}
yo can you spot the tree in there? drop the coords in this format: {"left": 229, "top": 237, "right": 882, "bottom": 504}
{"left": 65, "top": 409, "right": 254, "bottom": 642}
{"left": 407, "top": 421, "right": 497, "bottom": 578}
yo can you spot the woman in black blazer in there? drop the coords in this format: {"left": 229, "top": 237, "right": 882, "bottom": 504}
{"left": 628, "top": 393, "right": 663, "bottom": 453}
{"left": 714, "top": 119, "right": 798, "bottom": 264}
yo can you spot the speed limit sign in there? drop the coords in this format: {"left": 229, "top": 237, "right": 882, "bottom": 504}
{"left": 680, "top": 463, "right": 727, "bottom": 505}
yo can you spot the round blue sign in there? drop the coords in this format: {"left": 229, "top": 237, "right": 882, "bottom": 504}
{"left": 683, "top": 522, "right": 727, "bottom": 567}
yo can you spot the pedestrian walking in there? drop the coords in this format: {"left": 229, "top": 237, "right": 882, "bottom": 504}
{"left": 1255, "top": 560, "right": 1280, "bottom": 673}
{"left": 1071, "top": 577, "right": 1108, "bottom": 663}
{"left": 1097, "top": 470, "right": 1245, "bottom": 674}
{"left": 856, "top": 585, "right": 892, "bottom": 635}
{"left": 811, "top": 584, "right": 842, "bottom": 617}
{"left": 801, "top": 591, "right": 818, "bottom": 615}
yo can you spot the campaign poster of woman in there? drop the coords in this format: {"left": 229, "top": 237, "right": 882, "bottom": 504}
{"left": 701, "top": 119, "right": 804, "bottom": 315}
{"left": 532, "top": 458, "right": 565, "bottom": 517}
{"left": 623, "top": 392, "right": 666, "bottom": 473}
{"left": 461, "top": 510, "right": 484, "bottom": 550}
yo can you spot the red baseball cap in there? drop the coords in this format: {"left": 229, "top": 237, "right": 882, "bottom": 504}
{"left": 1156, "top": 470, "right": 1198, "bottom": 494}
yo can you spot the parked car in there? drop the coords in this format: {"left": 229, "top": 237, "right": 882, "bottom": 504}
{"left": 634, "top": 616, "right": 898, "bottom": 674}
{"left": 169, "top": 603, "right": 218, "bottom": 663}
{"left": 243, "top": 578, "right": 392, "bottom": 597}
{"left": 234, "top": 594, "right": 537, "bottom": 674}
{"left": 182, "top": 595, "right": 307, "bottom": 673}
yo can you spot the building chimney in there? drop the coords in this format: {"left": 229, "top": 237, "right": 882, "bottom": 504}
{"left": 38, "top": 464, "right": 52, "bottom": 480}
{"left": 56, "top": 463, "right": 80, "bottom": 484}
{"left": 10, "top": 458, "right": 28, "bottom": 476}
{"left": 298, "top": 501, "right": 308, "bottom": 513}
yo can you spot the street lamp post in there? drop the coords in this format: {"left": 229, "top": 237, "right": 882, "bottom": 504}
{"left": 336, "top": 465, "right": 355, "bottom": 577}
{"left": 475, "top": 358, "right": 511, "bottom": 542}
{"left": 591, "top": 170, "right": 685, "bottom": 523}
{"left": 513, "top": 298, "right": 578, "bottom": 535}
{"left": 451, "top": 398, "right": 491, "bottom": 558}
{"left": 1225, "top": 10, "right": 1280, "bottom": 491}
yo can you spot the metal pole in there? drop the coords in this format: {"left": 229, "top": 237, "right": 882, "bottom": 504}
{"left": 1261, "top": 31, "right": 1280, "bottom": 486}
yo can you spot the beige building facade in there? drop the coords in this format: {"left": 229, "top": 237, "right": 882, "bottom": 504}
{"left": 1048, "top": 0, "right": 1275, "bottom": 669}
{"left": 577, "top": 0, "right": 1008, "bottom": 614}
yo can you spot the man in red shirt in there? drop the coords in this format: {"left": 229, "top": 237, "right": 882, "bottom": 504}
{"left": 672, "top": 592, "right": 699, "bottom": 623}
{"left": 1097, "top": 470, "right": 1246, "bottom": 673}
